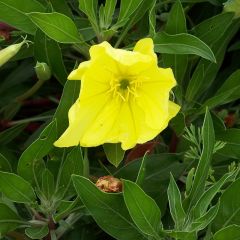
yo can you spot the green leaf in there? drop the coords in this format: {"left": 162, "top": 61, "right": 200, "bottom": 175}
{"left": 116, "top": 153, "right": 187, "bottom": 214}
{"left": 162, "top": 0, "right": 187, "bottom": 77}
{"left": 167, "top": 174, "right": 186, "bottom": 230}
{"left": 0, "top": 123, "right": 27, "bottom": 145}
{"left": 190, "top": 202, "right": 220, "bottom": 231}
{"left": 123, "top": 180, "right": 162, "bottom": 239}
{"left": 165, "top": 230, "right": 196, "bottom": 240}
{"left": 53, "top": 198, "right": 81, "bottom": 222}
{"left": 148, "top": 0, "right": 156, "bottom": 36}
{"left": 191, "top": 12, "right": 234, "bottom": 46}
{"left": 0, "top": 203, "right": 21, "bottom": 235}
{"left": 185, "top": 64, "right": 204, "bottom": 102}
{"left": 0, "top": 171, "right": 36, "bottom": 203}
{"left": 34, "top": 30, "right": 68, "bottom": 85}
{"left": 103, "top": 143, "right": 125, "bottom": 167}
{"left": 59, "top": 146, "right": 84, "bottom": 190}
{"left": 186, "top": 109, "right": 215, "bottom": 209}
{"left": 41, "top": 169, "right": 55, "bottom": 200}
{"left": 49, "top": 0, "right": 73, "bottom": 19}
{"left": 99, "top": 0, "right": 117, "bottom": 29}
{"left": 185, "top": 20, "right": 240, "bottom": 101}
{"left": 0, "top": 153, "right": 12, "bottom": 172}
{"left": 0, "top": 0, "right": 45, "bottom": 34}
{"left": 78, "top": 0, "right": 99, "bottom": 33}
{"left": 213, "top": 225, "right": 240, "bottom": 240}
{"left": 135, "top": 152, "right": 148, "bottom": 186}
{"left": 28, "top": 12, "right": 83, "bottom": 43}
{"left": 114, "top": 0, "right": 144, "bottom": 29}
{"left": 192, "top": 170, "right": 237, "bottom": 219}
{"left": 201, "top": 69, "right": 240, "bottom": 111}
{"left": 170, "top": 112, "right": 186, "bottom": 136}
{"left": 216, "top": 128, "right": 240, "bottom": 159}
{"left": 212, "top": 178, "right": 240, "bottom": 231}
{"left": 53, "top": 81, "right": 80, "bottom": 136}
{"left": 162, "top": 0, "right": 187, "bottom": 99}
{"left": 154, "top": 32, "right": 216, "bottom": 62}
{"left": 72, "top": 176, "right": 145, "bottom": 240}
{"left": 25, "top": 225, "right": 49, "bottom": 239}
{"left": 17, "top": 120, "right": 57, "bottom": 183}
{"left": 114, "top": 0, "right": 155, "bottom": 47}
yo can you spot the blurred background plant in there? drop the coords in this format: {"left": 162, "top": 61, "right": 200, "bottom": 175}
{"left": 0, "top": 0, "right": 240, "bottom": 239}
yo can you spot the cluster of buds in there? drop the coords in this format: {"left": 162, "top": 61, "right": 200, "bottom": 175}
{"left": 96, "top": 176, "right": 122, "bottom": 193}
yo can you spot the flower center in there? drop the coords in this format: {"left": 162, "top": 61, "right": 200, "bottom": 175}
{"left": 107, "top": 76, "right": 143, "bottom": 102}
{"left": 119, "top": 79, "right": 129, "bottom": 90}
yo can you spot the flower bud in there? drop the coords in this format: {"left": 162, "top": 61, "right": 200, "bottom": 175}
{"left": 0, "top": 39, "right": 26, "bottom": 67}
{"left": 96, "top": 176, "right": 122, "bottom": 193}
{"left": 223, "top": 0, "right": 240, "bottom": 18}
{"left": 35, "top": 62, "right": 51, "bottom": 81}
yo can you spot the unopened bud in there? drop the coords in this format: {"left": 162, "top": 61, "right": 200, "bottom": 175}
{"left": 223, "top": 0, "right": 240, "bottom": 18}
{"left": 35, "top": 62, "right": 51, "bottom": 81}
{"left": 96, "top": 176, "right": 122, "bottom": 193}
{"left": 0, "top": 38, "right": 27, "bottom": 67}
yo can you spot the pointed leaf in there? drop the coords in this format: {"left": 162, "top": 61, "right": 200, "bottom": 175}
{"left": 0, "top": 172, "right": 36, "bottom": 203}
{"left": 59, "top": 146, "right": 84, "bottom": 190}
{"left": 72, "top": 176, "right": 145, "bottom": 240}
{"left": 187, "top": 109, "right": 215, "bottom": 209}
{"left": 123, "top": 180, "right": 162, "bottom": 238}
{"left": 154, "top": 32, "right": 216, "bottom": 62}
{"left": 103, "top": 143, "right": 125, "bottom": 167}
{"left": 167, "top": 174, "right": 186, "bottom": 230}
{"left": 41, "top": 169, "right": 55, "bottom": 199}
{"left": 28, "top": 12, "right": 83, "bottom": 43}
{"left": 17, "top": 120, "right": 57, "bottom": 183}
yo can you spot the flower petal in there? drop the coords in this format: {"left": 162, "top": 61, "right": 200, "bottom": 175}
{"left": 68, "top": 61, "right": 91, "bottom": 80}
{"left": 133, "top": 38, "right": 157, "bottom": 63}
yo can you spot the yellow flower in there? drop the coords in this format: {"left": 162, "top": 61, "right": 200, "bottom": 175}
{"left": 54, "top": 38, "right": 180, "bottom": 150}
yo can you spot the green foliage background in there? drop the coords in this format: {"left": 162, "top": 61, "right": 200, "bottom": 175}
{"left": 0, "top": 0, "right": 240, "bottom": 239}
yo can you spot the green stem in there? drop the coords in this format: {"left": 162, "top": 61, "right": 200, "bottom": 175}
{"left": 16, "top": 78, "right": 46, "bottom": 102}
{"left": 83, "top": 148, "right": 89, "bottom": 178}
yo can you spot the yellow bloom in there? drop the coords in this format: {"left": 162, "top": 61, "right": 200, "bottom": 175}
{"left": 54, "top": 38, "right": 180, "bottom": 150}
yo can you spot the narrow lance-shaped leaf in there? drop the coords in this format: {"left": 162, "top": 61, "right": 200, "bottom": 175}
{"left": 123, "top": 180, "right": 162, "bottom": 239}
{"left": 167, "top": 174, "right": 186, "bottom": 230}
{"left": 186, "top": 109, "right": 215, "bottom": 209}
{"left": 114, "top": 0, "right": 144, "bottom": 29}
{"left": 154, "top": 32, "right": 216, "bottom": 62}
{"left": 192, "top": 169, "right": 238, "bottom": 219}
{"left": 78, "top": 0, "right": 99, "bottom": 34}
{"left": 190, "top": 202, "right": 220, "bottom": 231}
